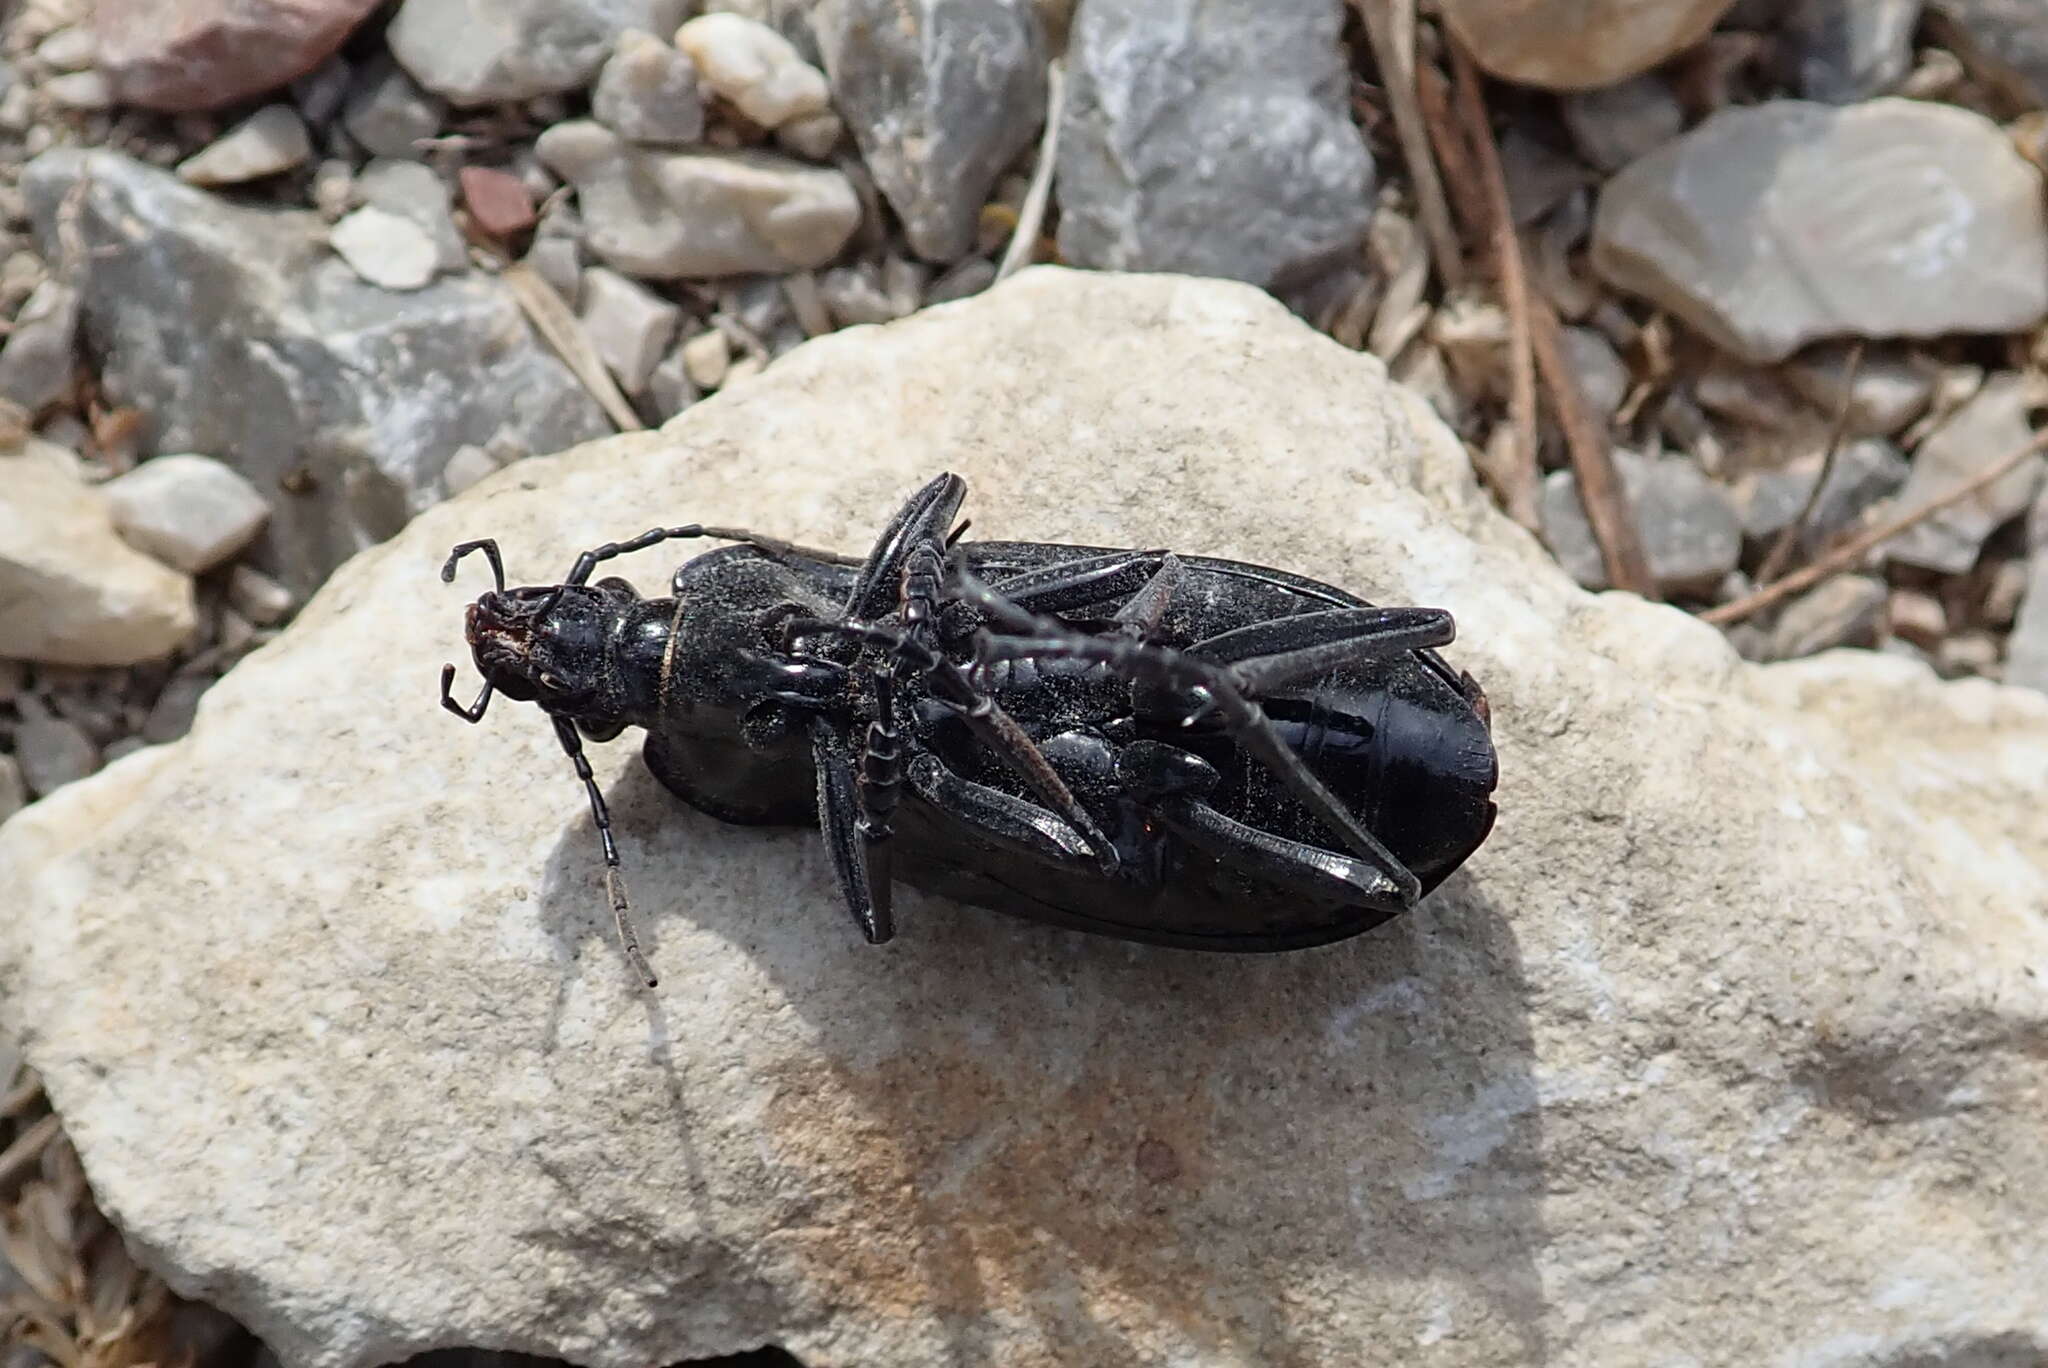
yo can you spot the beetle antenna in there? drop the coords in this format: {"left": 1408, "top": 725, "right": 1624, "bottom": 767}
{"left": 553, "top": 716, "right": 658, "bottom": 988}
{"left": 442, "top": 538, "right": 506, "bottom": 591}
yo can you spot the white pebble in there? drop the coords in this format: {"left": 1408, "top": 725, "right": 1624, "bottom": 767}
{"left": 579, "top": 267, "right": 682, "bottom": 395}
{"left": 44, "top": 70, "right": 112, "bottom": 110}
{"left": 681, "top": 329, "right": 730, "bottom": 389}
{"left": 227, "top": 565, "right": 294, "bottom": 626}
{"left": 177, "top": 105, "right": 313, "bottom": 187}
{"left": 330, "top": 207, "right": 438, "bottom": 291}
{"left": 35, "top": 25, "right": 98, "bottom": 72}
{"left": 676, "top": 12, "right": 830, "bottom": 129}
{"left": 103, "top": 453, "right": 271, "bottom": 575}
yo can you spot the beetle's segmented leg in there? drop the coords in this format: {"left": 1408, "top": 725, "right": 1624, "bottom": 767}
{"left": 953, "top": 565, "right": 1423, "bottom": 907}
{"left": 439, "top": 662, "right": 493, "bottom": 723}
{"left": 785, "top": 617, "right": 1120, "bottom": 873}
{"left": 442, "top": 538, "right": 506, "bottom": 590}
{"left": 856, "top": 664, "right": 904, "bottom": 930}
{"left": 1187, "top": 606, "right": 1455, "bottom": 696}
{"left": 553, "top": 716, "right": 658, "bottom": 987}
{"left": 1153, "top": 797, "right": 1411, "bottom": 911}
{"left": 812, "top": 719, "right": 893, "bottom": 943}
{"left": 1112, "top": 552, "right": 1182, "bottom": 639}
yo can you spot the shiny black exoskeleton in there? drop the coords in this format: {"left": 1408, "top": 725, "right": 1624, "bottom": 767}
{"left": 441, "top": 474, "right": 1497, "bottom": 985}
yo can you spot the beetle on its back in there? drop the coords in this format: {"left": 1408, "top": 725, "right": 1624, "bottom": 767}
{"left": 440, "top": 473, "right": 1497, "bottom": 983}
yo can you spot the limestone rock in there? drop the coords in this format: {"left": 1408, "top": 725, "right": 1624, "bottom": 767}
{"left": 590, "top": 27, "right": 703, "bottom": 146}
{"left": 1439, "top": 0, "right": 1737, "bottom": 90}
{"left": 19, "top": 148, "right": 608, "bottom": 596}
{"left": 675, "top": 11, "right": 828, "bottom": 129}
{"left": 811, "top": 0, "right": 1047, "bottom": 263}
{"left": 3, "top": 270, "right": 2047, "bottom": 1367}
{"left": 387, "top": 0, "right": 689, "bottom": 106}
{"left": 102, "top": 453, "right": 271, "bottom": 575}
{"left": 536, "top": 121, "right": 860, "bottom": 278}
{"left": 1056, "top": 0, "right": 1374, "bottom": 289}
{"left": 0, "top": 447, "right": 197, "bottom": 665}
{"left": 1593, "top": 99, "right": 2048, "bottom": 363}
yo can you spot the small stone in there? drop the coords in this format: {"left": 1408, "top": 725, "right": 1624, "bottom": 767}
{"left": 1768, "top": 574, "right": 1886, "bottom": 659}
{"left": 357, "top": 159, "right": 465, "bottom": 273}
{"left": 1786, "top": 0, "right": 1921, "bottom": 102}
{"left": 1984, "top": 558, "right": 2028, "bottom": 629}
{"left": 1540, "top": 449, "right": 1742, "bottom": 597}
{"left": 1935, "top": 632, "right": 2000, "bottom": 679}
{"left": 226, "top": 565, "right": 293, "bottom": 626}
{"left": 2008, "top": 555, "right": 2048, "bottom": 691}
{"left": 44, "top": 70, "right": 113, "bottom": 109}
{"left": 0, "top": 280, "right": 78, "bottom": 415}
{"left": 1781, "top": 344, "right": 1933, "bottom": 437}
{"left": 524, "top": 235, "right": 582, "bottom": 306}
{"left": 811, "top": 0, "right": 1046, "bottom": 262}
{"left": 1886, "top": 587, "right": 1946, "bottom": 650}
{"left": 329, "top": 206, "right": 439, "bottom": 291}
{"left": 311, "top": 159, "right": 353, "bottom": 220}
{"left": 101, "top": 453, "right": 271, "bottom": 575}
{"left": 36, "top": 26, "right": 98, "bottom": 73}
{"left": 142, "top": 672, "right": 210, "bottom": 745}
{"left": 774, "top": 110, "right": 842, "bottom": 162}
{"left": 1057, "top": 0, "right": 1372, "bottom": 289}
{"left": 1693, "top": 361, "right": 1803, "bottom": 432}
{"left": 0, "top": 754, "right": 24, "bottom": 822}
{"left": 483, "top": 426, "right": 531, "bottom": 466}
{"left": 389, "top": 0, "right": 688, "bottom": 105}
{"left": 459, "top": 166, "right": 536, "bottom": 239}
{"left": 440, "top": 443, "right": 500, "bottom": 497}
{"left": 723, "top": 353, "right": 764, "bottom": 387}
{"left": 579, "top": 267, "right": 682, "bottom": 395}
{"left": 12, "top": 693, "right": 98, "bottom": 798}
{"left": 1439, "top": 0, "right": 1737, "bottom": 89}
{"left": 1499, "top": 128, "right": 1595, "bottom": 226}
{"left": 176, "top": 105, "right": 312, "bottom": 187}
{"left": 1593, "top": 100, "right": 2048, "bottom": 364}
{"left": 1884, "top": 376, "right": 2046, "bottom": 575}
{"left": 292, "top": 55, "right": 351, "bottom": 125}
{"left": 94, "top": 0, "right": 383, "bottom": 112}
{"left": 0, "top": 658, "right": 22, "bottom": 702}
{"left": 675, "top": 12, "right": 830, "bottom": 129}
{"left": 0, "top": 448, "right": 197, "bottom": 665}
{"left": 1937, "top": 0, "right": 2048, "bottom": 109}
{"left": 644, "top": 342, "right": 700, "bottom": 418}
{"left": 1734, "top": 438, "right": 1909, "bottom": 559}
{"left": 1560, "top": 75, "right": 1685, "bottom": 173}
{"left": 591, "top": 28, "right": 703, "bottom": 146}
{"left": 818, "top": 262, "right": 901, "bottom": 327}
{"left": 342, "top": 56, "right": 446, "bottom": 160}
{"left": 536, "top": 122, "right": 859, "bottom": 278}
{"left": 681, "top": 328, "right": 730, "bottom": 389}
{"left": 926, "top": 257, "right": 994, "bottom": 304}
{"left": 1560, "top": 325, "right": 1628, "bottom": 427}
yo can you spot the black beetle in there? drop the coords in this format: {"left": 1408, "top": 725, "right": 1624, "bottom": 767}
{"left": 441, "top": 473, "right": 1497, "bottom": 984}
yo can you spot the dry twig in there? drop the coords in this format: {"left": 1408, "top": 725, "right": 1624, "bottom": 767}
{"left": 1353, "top": 0, "right": 1462, "bottom": 289}
{"left": 1447, "top": 36, "right": 1540, "bottom": 532}
{"left": 1755, "top": 340, "right": 1864, "bottom": 585}
{"left": 1702, "top": 427, "right": 2048, "bottom": 626}
{"left": 997, "top": 57, "right": 1065, "bottom": 283}
{"left": 500, "top": 260, "right": 645, "bottom": 433}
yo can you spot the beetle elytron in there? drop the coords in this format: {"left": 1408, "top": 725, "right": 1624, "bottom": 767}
{"left": 441, "top": 473, "right": 1497, "bottom": 985}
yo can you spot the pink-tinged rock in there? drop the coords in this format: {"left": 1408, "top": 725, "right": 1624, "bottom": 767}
{"left": 459, "top": 166, "right": 536, "bottom": 239}
{"left": 95, "top": 0, "right": 384, "bottom": 113}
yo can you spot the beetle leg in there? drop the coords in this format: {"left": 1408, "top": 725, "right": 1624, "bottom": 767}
{"left": 1186, "top": 606, "right": 1455, "bottom": 697}
{"left": 982, "top": 551, "right": 1170, "bottom": 617}
{"left": 955, "top": 566, "right": 1423, "bottom": 907}
{"left": 1111, "top": 552, "right": 1182, "bottom": 639}
{"left": 551, "top": 716, "right": 659, "bottom": 987}
{"left": 1151, "top": 797, "right": 1411, "bottom": 912}
{"left": 811, "top": 719, "right": 894, "bottom": 943}
{"left": 904, "top": 753, "right": 1109, "bottom": 867}
{"left": 843, "top": 472, "right": 968, "bottom": 622}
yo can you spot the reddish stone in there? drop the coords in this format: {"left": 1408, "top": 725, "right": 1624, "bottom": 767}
{"left": 96, "top": 0, "right": 383, "bottom": 113}
{"left": 459, "top": 166, "right": 537, "bottom": 238}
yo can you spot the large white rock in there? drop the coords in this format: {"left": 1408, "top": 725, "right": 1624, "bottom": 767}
{"left": 3, "top": 270, "right": 2046, "bottom": 1368}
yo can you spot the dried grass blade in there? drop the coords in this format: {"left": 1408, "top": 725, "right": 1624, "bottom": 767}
{"left": 501, "top": 261, "right": 645, "bottom": 433}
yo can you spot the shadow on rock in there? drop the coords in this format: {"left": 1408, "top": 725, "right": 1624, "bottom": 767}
{"left": 538, "top": 762, "right": 1548, "bottom": 1365}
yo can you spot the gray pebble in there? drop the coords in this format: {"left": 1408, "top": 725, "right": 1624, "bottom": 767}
{"left": 440, "top": 443, "right": 501, "bottom": 497}
{"left": 1787, "top": 0, "right": 1921, "bottom": 102}
{"left": 0, "top": 278, "right": 77, "bottom": 414}
{"left": 102, "top": 453, "right": 271, "bottom": 575}
{"left": 524, "top": 236, "right": 583, "bottom": 308}
{"left": 45, "top": 70, "right": 113, "bottom": 110}
{"left": 926, "top": 257, "right": 994, "bottom": 305}
{"left": 330, "top": 207, "right": 439, "bottom": 291}
{"left": 1560, "top": 326, "right": 1629, "bottom": 427}
{"left": 1767, "top": 573, "right": 1886, "bottom": 660}
{"left": 775, "top": 110, "right": 843, "bottom": 162}
{"left": 578, "top": 267, "right": 681, "bottom": 395}
{"left": 645, "top": 341, "right": 701, "bottom": 419}
{"left": 142, "top": 672, "right": 210, "bottom": 745}
{"left": 591, "top": 29, "right": 703, "bottom": 146}
{"left": 676, "top": 11, "right": 830, "bottom": 129}
{"left": 389, "top": 0, "right": 689, "bottom": 106}
{"left": 102, "top": 736, "right": 148, "bottom": 764}
{"left": 1540, "top": 449, "right": 1742, "bottom": 597}
{"left": 1735, "top": 438, "right": 1908, "bottom": 556}
{"left": 292, "top": 56, "right": 352, "bottom": 126}
{"left": 1887, "top": 586, "right": 1946, "bottom": 649}
{"left": 0, "top": 752, "right": 25, "bottom": 821}
{"left": 1562, "top": 75, "right": 1685, "bottom": 174}
{"left": 227, "top": 566, "right": 294, "bottom": 627}
{"left": 177, "top": 105, "right": 313, "bottom": 187}
{"left": 1781, "top": 343, "right": 1933, "bottom": 437}
{"left": 1884, "top": 375, "right": 2045, "bottom": 575}
{"left": 14, "top": 692, "right": 98, "bottom": 797}
{"left": 343, "top": 57, "right": 446, "bottom": 160}
{"left": 818, "top": 262, "right": 900, "bottom": 327}
{"left": 2007, "top": 552, "right": 2048, "bottom": 692}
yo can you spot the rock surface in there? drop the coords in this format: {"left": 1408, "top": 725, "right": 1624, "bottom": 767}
{"left": 676, "top": 11, "right": 830, "bottom": 129}
{"left": 20, "top": 149, "right": 608, "bottom": 595}
{"left": 387, "top": 0, "right": 688, "bottom": 105}
{"left": 590, "top": 27, "right": 704, "bottom": 146}
{"left": 1539, "top": 449, "right": 1742, "bottom": 596}
{"left": 175, "top": 104, "right": 312, "bottom": 186}
{"left": 102, "top": 453, "right": 271, "bottom": 575}
{"left": 1592, "top": 99, "right": 2048, "bottom": 363}
{"left": 1439, "top": 0, "right": 1738, "bottom": 90}
{"left": 1883, "top": 374, "right": 2045, "bottom": 575}
{"left": 1057, "top": 0, "right": 1374, "bottom": 289}
{"left": 0, "top": 447, "right": 197, "bottom": 666}
{"left": 812, "top": 0, "right": 1047, "bottom": 263}
{"left": 93, "top": 0, "right": 385, "bottom": 112}
{"left": 536, "top": 121, "right": 860, "bottom": 278}
{"left": 3, "top": 270, "right": 2046, "bottom": 1367}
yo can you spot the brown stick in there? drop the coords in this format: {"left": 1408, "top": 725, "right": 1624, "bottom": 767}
{"left": 1413, "top": 57, "right": 1486, "bottom": 237}
{"left": 1702, "top": 427, "right": 2048, "bottom": 626}
{"left": 1755, "top": 340, "right": 1864, "bottom": 586}
{"left": 1448, "top": 37, "right": 1540, "bottom": 534}
{"left": 1355, "top": 0, "right": 1463, "bottom": 289}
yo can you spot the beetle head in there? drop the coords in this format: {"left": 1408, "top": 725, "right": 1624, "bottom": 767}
{"left": 438, "top": 539, "right": 630, "bottom": 734}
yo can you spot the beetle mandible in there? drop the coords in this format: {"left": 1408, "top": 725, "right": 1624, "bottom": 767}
{"left": 440, "top": 473, "right": 1498, "bottom": 984}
